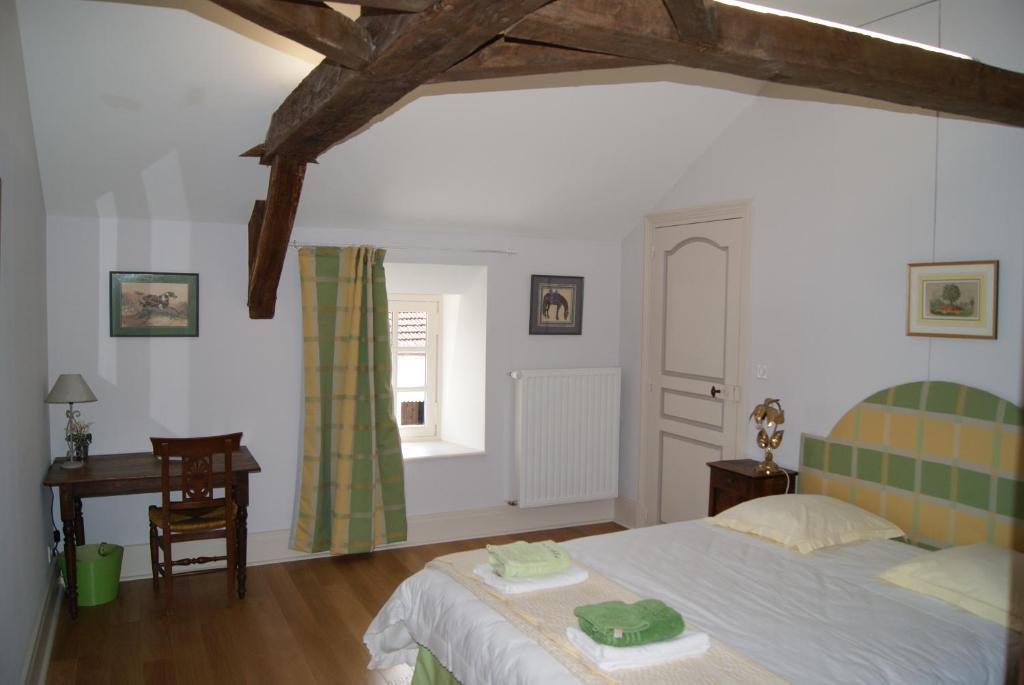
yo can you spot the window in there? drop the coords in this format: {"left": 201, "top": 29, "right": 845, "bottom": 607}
{"left": 388, "top": 296, "right": 440, "bottom": 439}
{"left": 385, "top": 263, "right": 487, "bottom": 457}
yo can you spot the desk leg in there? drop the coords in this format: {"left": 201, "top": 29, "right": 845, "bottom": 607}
{"left": 59, "top": 488, "right": 79, "bottom": 619}
{"left": 235, "top": 474, "right": 249, "bottom": 599}
{"left": 74, "top": 497, "right": 85, "bottom": 545}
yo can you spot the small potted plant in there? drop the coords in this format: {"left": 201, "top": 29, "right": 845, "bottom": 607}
{"left": 68, "top": 419, "right": 93, "bottom": 461}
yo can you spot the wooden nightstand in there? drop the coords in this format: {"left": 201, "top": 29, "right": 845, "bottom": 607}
{"left": 707, "top": 459, "right": 798, "bottom": 516}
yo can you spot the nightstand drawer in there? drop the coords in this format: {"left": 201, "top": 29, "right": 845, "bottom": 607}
{"left": 709, "top": 468, "right": 751, "bottom": 496}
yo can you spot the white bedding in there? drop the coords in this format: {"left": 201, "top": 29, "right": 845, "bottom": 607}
{"left": 365, "top": 520, "right": 1019, "bottom": 684}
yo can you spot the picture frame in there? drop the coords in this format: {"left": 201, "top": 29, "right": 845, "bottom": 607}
{"left": 110, "top": 271, "right": 199, "bottom": 337}
{"left": 906, "top": 260, "right": 998, "bottom": 339}
{"left": 529, "top": 274, "right": 584, "bottom": 335}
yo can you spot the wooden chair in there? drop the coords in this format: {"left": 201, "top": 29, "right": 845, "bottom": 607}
{"left": 148, "top": 433, "right": 242, "bottom": 607}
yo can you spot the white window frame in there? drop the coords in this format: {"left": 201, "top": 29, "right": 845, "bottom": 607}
{"left": 388, "top": 295, "right": 441, "bottom": 440}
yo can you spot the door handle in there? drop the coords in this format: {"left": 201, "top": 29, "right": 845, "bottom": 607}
{"left": 710, "top": 385, "right": 721, "bottom": 398}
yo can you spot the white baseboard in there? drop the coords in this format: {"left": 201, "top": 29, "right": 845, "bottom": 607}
{"left": 22, "top": 561, "right": 61, "bottom": 685}
{"left": 119, "top": 499, "right": 616, "bottom": 580}
{"left": 613, "top": 496, "right": 638, "bottom": 528}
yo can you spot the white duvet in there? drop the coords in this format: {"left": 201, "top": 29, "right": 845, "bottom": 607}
{"left": 365, "top": 520, "right": 1019, "bottom": 684}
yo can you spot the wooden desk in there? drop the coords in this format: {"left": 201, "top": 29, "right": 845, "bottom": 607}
{"left": 43, "top": 447, "right": 261, "bottom": 618}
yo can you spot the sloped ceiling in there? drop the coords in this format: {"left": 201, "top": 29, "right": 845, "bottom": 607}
{"left": 18, "top": 0, "right": 928, "bottom": 240}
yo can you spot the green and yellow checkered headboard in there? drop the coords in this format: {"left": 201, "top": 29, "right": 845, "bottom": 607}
{"left": 799, "top": 381, "right": 1023, "bottom": 551}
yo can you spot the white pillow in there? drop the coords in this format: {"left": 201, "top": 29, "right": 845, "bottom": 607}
{"left": 879, "top": 543, "right": 1023, "bottom": 631}
{"left": 711, "top": 494, "right": 905, "bottom": 553}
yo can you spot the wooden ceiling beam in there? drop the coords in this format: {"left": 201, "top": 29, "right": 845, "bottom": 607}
{"left": 209, "top": 0, "right": 372, "bottom": 69}
{"left": 661, "top": 0, "right": 716, "bottom": 43}
{"left": 245, "top": 1, "right": 553, "bottom": 318}
{"left": 230, "top": 0, "right": 1024, "bottom": 319}
{"left": 434, "top": 39, "right": 649, "bottom": 82}
{"left": 247, "top": 158, "right": 306, "bottom": 319}
{"left": 263, "top": 0, "right": 556, "bottom": 161}
{"left": 505, "top": 0, "right": 1024, "bottom": 128}
{"left": 342, "top": 0, "right": 438, "bottom": 11}
{"left": 247, "top": 199, "right": 266, "bottom": 284}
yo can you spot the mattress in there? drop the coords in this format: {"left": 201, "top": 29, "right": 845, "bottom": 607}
{"left": 365, "top": 520, "right": 1019, "bottom": 684}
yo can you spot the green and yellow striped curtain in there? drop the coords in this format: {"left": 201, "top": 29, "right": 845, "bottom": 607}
{"left": 291, "top": 246, "right": 407, "bottom": 554}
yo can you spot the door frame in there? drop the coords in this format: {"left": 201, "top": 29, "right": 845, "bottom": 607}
{"left": 636, "top": 200, "right": 753, "bottom": 527}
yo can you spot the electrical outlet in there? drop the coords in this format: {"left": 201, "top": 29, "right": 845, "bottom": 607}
{"left": 756, "top": 364, "right": 769, "bottom": 379}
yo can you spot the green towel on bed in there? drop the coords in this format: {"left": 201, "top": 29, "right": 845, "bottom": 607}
{"left": 486, "top": 540, "right": 571, "bottom": 578}
{"left": 574, "top": 599, "right": 685, "bottom": 647}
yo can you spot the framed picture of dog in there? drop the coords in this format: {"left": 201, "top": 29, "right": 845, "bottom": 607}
{"left": 109, "top": 271, "right": 199, "bottom": 337}
{"left": 529, "top": 274, "right": 583, "bottom": 335}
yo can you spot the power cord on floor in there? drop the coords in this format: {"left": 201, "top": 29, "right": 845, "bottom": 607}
{"left": 48, "top": 487, "right": 61, "bottom": 559}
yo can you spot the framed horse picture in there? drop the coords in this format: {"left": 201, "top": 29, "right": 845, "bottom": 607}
{"left": 110, "top": 271, "right": 199, "bottom": 337}
{"left": 529, "top": 274, "right": 583, "bottom": 335}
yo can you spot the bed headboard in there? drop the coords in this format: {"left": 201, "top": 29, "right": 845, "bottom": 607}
{"left": 799, "top": 381, "right": 1023, "bottom": 551}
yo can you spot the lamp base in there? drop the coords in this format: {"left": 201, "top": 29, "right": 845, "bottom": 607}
{"left": 756, "top": 451, "right": 782, "bottom": 475}
{"left": 60, "top": 459, "right": 84, "bottom": 470}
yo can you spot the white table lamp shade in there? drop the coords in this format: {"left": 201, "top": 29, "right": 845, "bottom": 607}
{"left": 45, "top": 374, "right": 97, "bottom": 404}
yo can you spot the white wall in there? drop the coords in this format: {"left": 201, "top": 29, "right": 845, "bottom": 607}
{"left": 0, "top": 0, "right": 51, "bottom": 680}
{"left": 46, "top": 218, "right": 621, "bottom": 547}
{"left": 618, "top": 0, "right": 1024, "bottom": 505}
{"left": 618, "top": 224, "right": 645, "bottom": 501}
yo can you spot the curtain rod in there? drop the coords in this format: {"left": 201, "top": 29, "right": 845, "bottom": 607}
{"left": 288, "top": 240, "right": 517, "bottom": 256}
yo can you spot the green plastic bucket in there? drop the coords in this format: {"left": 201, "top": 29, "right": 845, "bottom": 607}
{"left": 58, "top": 542, "right": 124, "bottom": 607}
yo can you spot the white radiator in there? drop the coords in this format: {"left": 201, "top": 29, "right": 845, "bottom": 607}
{"left": 511, "top": 367, "right": 621, "bottom": 508}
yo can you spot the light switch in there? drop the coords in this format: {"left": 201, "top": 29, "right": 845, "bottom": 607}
{"left": 756, "top": 364, "right": 769, "bottom": 379}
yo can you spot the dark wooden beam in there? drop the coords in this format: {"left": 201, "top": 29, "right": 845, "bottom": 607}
{"left": 209, "top": 0, "right": 372, "bottom": 69}
{"left": 505, "top": 0, "right": 1024, "bottom": 128}
{"left": 247, "top": 199, "right": 266, "bottom": 284}
{"left": 434, "top": 39, "right": 649, "bottom": 82}
{"left": 228, "top": 0, "right": 1024, "bottom": 319}
{"left": 661, "top": 0, "right": 716, "bottom": 43}
{"left": 248, "top": 159, "right": 306, "bottom": 319}
{"left": 262, "top": 0, "right": 555, "bottom": 160}
{"left": 241, "top": 143, "right": 266, "bottom": 159}
{"left": 344, "top": 0, "right": 437, "bottom": 11}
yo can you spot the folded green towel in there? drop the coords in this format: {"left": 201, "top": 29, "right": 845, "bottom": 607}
{"left": 574, "top": 599, "right": 684, "bottom": 647}
{"left": 486, "top": 540, "right": 571, "bottom": 578}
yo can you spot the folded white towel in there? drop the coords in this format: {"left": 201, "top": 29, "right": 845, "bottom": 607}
{"left": 472, "top": 563, "right": 588, "bottom": 594}
{"left": 565, "top": 626, "right": 711, "bottom": 672}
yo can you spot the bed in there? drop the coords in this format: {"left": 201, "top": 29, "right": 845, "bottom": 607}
{"left": 366, "top": 382, "right": 1022, "bottom": 684}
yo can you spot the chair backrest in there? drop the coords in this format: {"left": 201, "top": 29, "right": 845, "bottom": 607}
{"left": 150, "top": 433, "right": 242, "bottom": 514}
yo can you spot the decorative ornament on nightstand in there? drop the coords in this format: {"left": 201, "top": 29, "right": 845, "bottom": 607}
{"left": 750, "top": 398, "right": 785, "bottom": 475}
{"left": 45, "top": 374, "right": 97, "bottom": 470}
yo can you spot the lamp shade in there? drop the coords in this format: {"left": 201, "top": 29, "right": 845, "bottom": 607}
{"left": 45, "top": 374, "right": 97, "bottom": 404}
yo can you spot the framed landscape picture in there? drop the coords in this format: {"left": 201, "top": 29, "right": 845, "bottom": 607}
{"left": 110, "top": 272, "right": 199, "bottom": 337}
{"left": 529, "top": 274, "right": 584, "bottom": 335}
{"left": 907, "top": 261, "right": 998, "bottom": 339}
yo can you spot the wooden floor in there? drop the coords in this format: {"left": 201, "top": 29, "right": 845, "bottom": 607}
{"left": 46, "top": 522, "right": 622, "bottom": 684}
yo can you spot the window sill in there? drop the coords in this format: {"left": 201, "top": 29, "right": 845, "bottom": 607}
{"left": 401, "top": 440, "right": 483, "bottom": 461}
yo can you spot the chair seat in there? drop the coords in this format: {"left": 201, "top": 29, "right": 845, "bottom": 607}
{"left": 149, "top": 502, "right": 235, "bottom": 532}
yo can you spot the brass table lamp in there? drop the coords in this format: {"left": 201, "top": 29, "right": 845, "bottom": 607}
{"left": 45, "top": 374, "right": 97, "bottom": 470}
{"left": 750, "top": 398, "right": 785, "bottom": 475}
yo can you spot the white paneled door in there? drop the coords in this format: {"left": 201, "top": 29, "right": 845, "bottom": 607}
{"left": 641, "top": 203, "right": 748, "bottom": 524}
